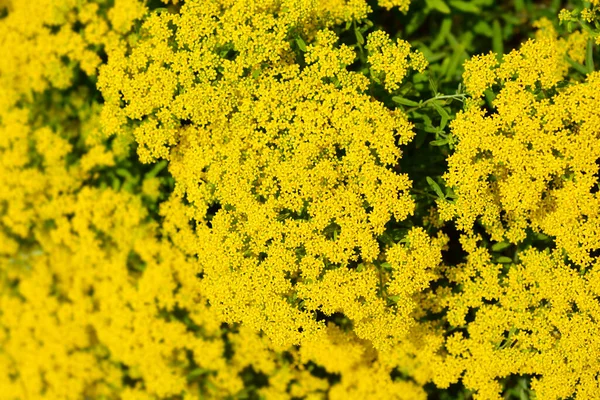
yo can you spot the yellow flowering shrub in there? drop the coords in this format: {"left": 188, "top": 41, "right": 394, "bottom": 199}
{"left": 0, "top": 1, "right": 289, "bottom": 398}
{"left": 442, "top": 24, "right": 600, "bottom": 266}
{"left": 97, "top": 0, "right": 439, "bottom": 355}
{"left": 433, "top": 15, "right": 600, "bottom": 399}
{"left": 2, "top": 0, "right": 599, "bottom": 399}
{"left": 433, "top": 235, "right": 600, "bottom": 400}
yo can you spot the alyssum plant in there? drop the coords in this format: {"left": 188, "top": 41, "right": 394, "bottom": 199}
{"left": 0, "top": 0, "right": 599, "bottom": 399}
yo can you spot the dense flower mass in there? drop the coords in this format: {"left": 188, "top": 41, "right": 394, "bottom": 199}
{"left": 443, "top": 22, "right": 600, "bottom": 265}
{"left": 1, "top": 0, "right": 599, "bottom": 399}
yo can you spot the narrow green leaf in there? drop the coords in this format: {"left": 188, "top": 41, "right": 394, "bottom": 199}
{"left": 188, "top": 368, "right": 209, "bottom": 379}
{"left": 426, "top": 0, "right": 451, "bottom": 14}
{"left": 112, "top": 178, "right": 120, "bottom": 191}
{"left": 491, "top": 242, "right": 511, "bottom": 252}
{"left": 586, "top": 39, "right": 595, "bottom": 73}
{"left": 425, "top": 125, "right": 440, "bottom": 133}
{"left": 430, "top": 138, "right": 449, "bottom": 146}
{"left": 296, "top": 37, "right": 307, "bottom": 52}
{"left": 406, "top": 10, "right": 427, "bottom": 35}
{"left": 566, "top": 55, "right": 590, "bottom": 75}
{"left": 445, "top": 187, "right": 458, "bottom": 199}
{"left": 514, "top": 0, "right": 525, "bottom": 12}
{"left": 431, "top": 100, "right": 450, "bottom": 120}
{"left": 492, "top": 20, "right": 504, "bottom": 61}
{"left": 424, "top": 51, "right": 447, "bottom": 63}
{"left": 380, "top": 262, "right": 392, "bottom": 271}
{"left": 414, "top": 129, "right": 428, "bottom": 148}
{"left": 146, "top": 160, "right": 168, "bottom": 178}
{"left": 429, "top": 75, "right": 439, "bottom": 96}
{"left": 116, "top": 168, "right": 133, "bottom": 179}
{"left": 388, "top": 295, "right": 401, "bottom": 303}
{"left": 449, "top": 0, "right": 480, "bottom": 13}
{"left": 426, "top": 176, "right": 445, "bottom": 199}
{"left": 535, "top": 232, "right": 550, "bottom": 241}
{"left": 484, "top": 89, "right": 496, "bottom": 104}
{"left": 495, "top": 256, "right": 513, "bottom": 264}
{"left": 392, "top": 96, "right": 420, "bottom": 107}
{"left": 431, "top": 18, "right": 452, "bottom": 50}
{"left": 355, "top": 27, "right": 364, "bottom": 46}
{"left": 473, "top": 21, "right": 493, "bottom": 37}
{"left": 444, "top": 33, "right": 465, "bottom": 80}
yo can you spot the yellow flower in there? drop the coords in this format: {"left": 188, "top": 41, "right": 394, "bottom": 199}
{"left": 366, "top": 30, "right": 428, "bottom": 92}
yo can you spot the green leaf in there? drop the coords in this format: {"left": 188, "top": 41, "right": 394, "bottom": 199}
{"left": 116, "top": 168, "right": 133, "bottom": 179}
{"left": 444, "top": 33, "right": 466, "bottom": 80}
{"left": 188, "top": 368, "right": 209, "bottom": 379}
{"left": 424, "top": 124, "right": 440, "bottom": 133}
{"left": 473, "top": 21, "right": 493, "bottom": 37}
{"left": 492, "top": 20, "right": 504, "bottom": 61}
{"left": 430, "top": 138, "right": 449, "bottom": 146}
{"left": 392, "top": 96, "right": 420, "bottom": 107}
{"left": 514, "top": 0, "right": 525, "bottom": 12}
{"left": 566, "top": 54, "right": 589, "bottom": 75}
{"left": 445, "top": 187, "right": 458, "bottom": 199}
{"left": 449, "top": 0, "right": 480, "bottom": 13}
{"left": 355, "top": 27, "right": 365, "bottom": 46}
{"left": 495, "top": 256, "right": 513, "bottom": 264}
{"left": 491, "top": 242, "right": 511, "bottom": 252}
{"left": 426, "top": 0, "right": 451, "bottom": 14}
{"left": 424, "top": 51, "right": 448, "bottom": 63}
{"left": 414, "top": 129, "right": 428, "bottom": 148}
{"left": 535, "top": 232, "right": 550, "bottom": 241}
{"left": 426, "top": 176, "right": 445, "bottom": 199}
{"left": 296, "top": 37, "right": 307, "bottom": 52}
{"left": 586, "top": 39, "right": 595, "bottom": 73}
{"left": 431, "top": 100, "right": 450, "bottom": 130}
{"left": 431, "top": 100, "right": 450, "bottom": 120}
{"left": 146, "top": 160, "right": 168, "bottom": 178}
{"left": 406, "top": 10, "right": 427, "bottom": 35}
{"left": 431, "top": 18, "right": 452, "bottom": 49}
{"left": 380, "top": 262, "right": 392, "bottom": 271}
{"left": 428, "top": 75, "right": 439, "bottom": 96}
{"left": 483, "top": 89, "right": 496, "bottom": 104}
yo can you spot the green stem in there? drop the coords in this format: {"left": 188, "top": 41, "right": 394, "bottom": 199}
{"left": 406, "top": 94, "right": 466, "bottom": 113}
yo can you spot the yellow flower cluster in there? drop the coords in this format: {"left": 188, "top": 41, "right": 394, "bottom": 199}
{"left": 0, "top": 0, "right": 440, "bottom": 398}
{"left": 2, "top": 0, "right": 600, "bottom": 399}
{"left": 560, "top": 1, "right": 600, "bottom": 44}
{"left": 377, "top": 0, "right": 412, "bottom": 12}
{"left": 97, "top": 0, "right": 443, "bottom": 360}
{"left": 442, "top": 24, "right": 600, "bottom": 266}
{"left": 433, "top": 235, "right": 600, "bottom": 400}
{"left": 366, "top": 30, "right": 428, "bottom": 92}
